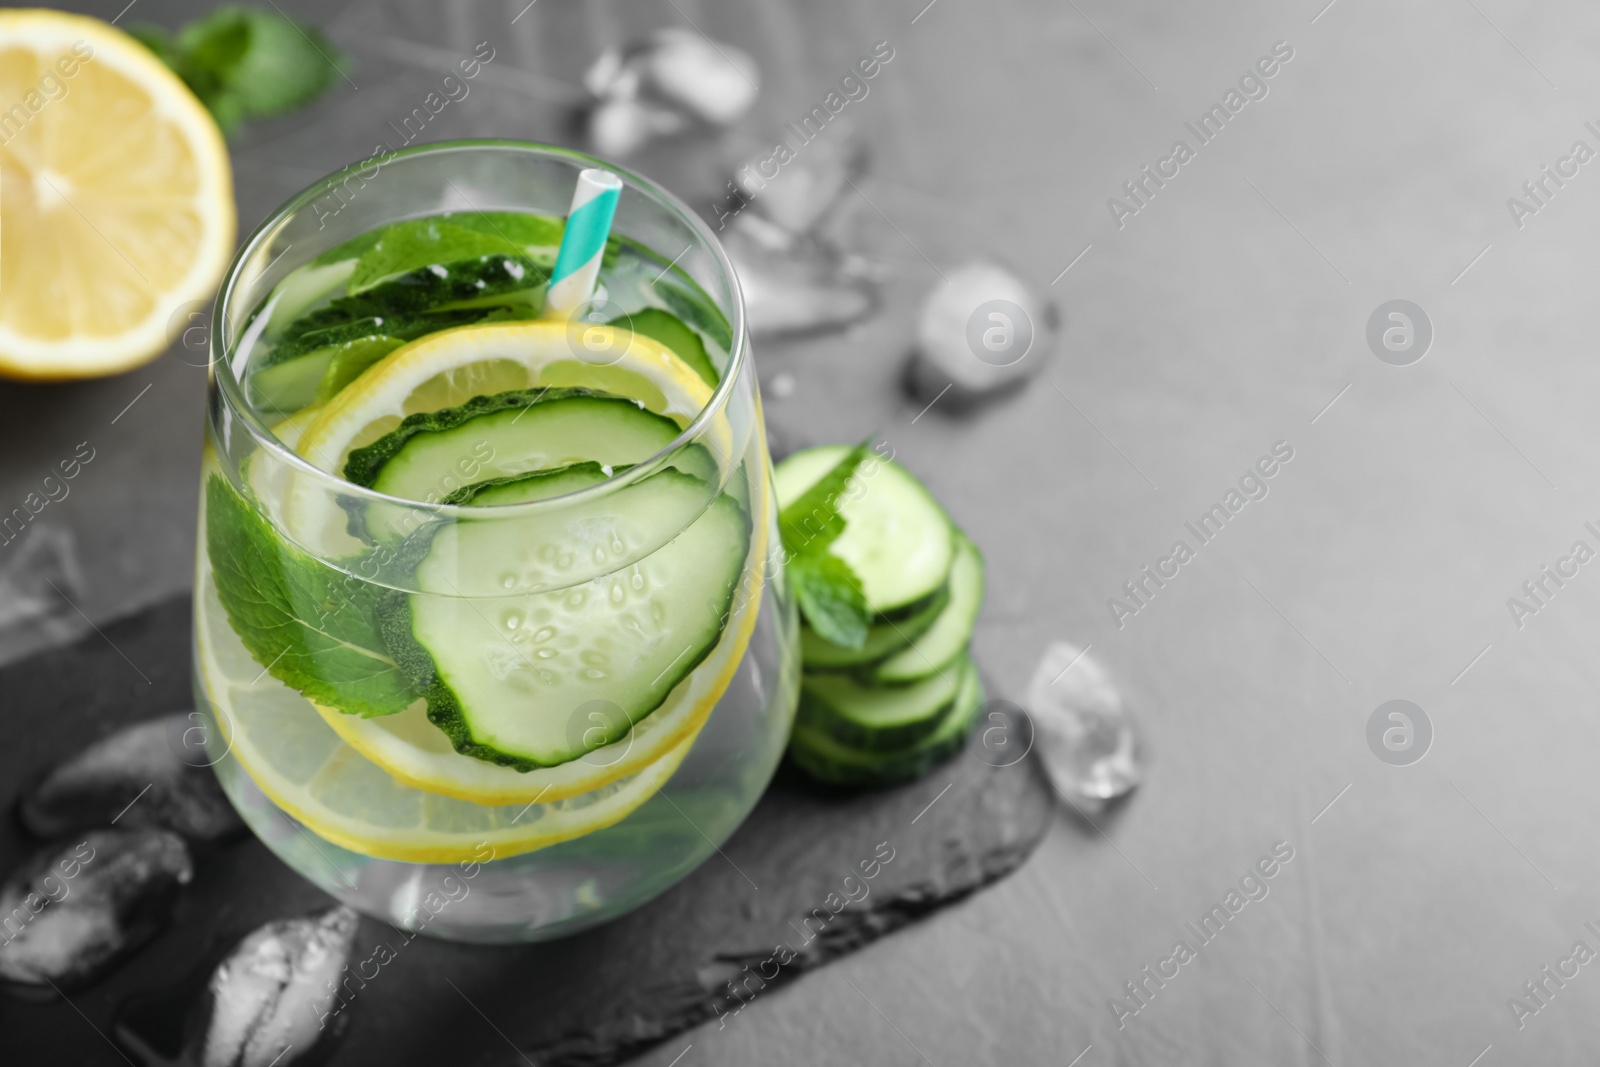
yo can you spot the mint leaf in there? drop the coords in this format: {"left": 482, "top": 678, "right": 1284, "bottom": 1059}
{"left": 262, "top": 307, "right": 503, "bottom": 367}
{"left": 262, "top": 254, "right": 548, "bottom": 366}
{"left": 202, "top": 9, "right": 340, "bottom": 116}
{"left": 448, "top": 211, "right": 566, "bottom": 250}
{"left": 205, "top": 475, "right": 415, "bottom": 717}
{"left": 791, "top": 554, "right": 871, "bottom": 649}
{"left": 778, "top": 442, "right": 870, "bottom": 559}
{"left": 779, "top": 443, "right": 876, "bottom": 645}
{"left": 128, "top": 25, "right": 182, "bottom": 69}
{"left": 349, "top": 221, "right": 524, "bottom": 293}
{"left": 134, "top": 6, "right": 345, "bottom": 137}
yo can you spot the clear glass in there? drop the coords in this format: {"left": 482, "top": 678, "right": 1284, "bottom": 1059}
{"left": 191, "top": 141, "right": 798, "bottom": 942}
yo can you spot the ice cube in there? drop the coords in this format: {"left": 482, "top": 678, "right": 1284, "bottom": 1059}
{"left": 0, "top": 523, "right": 89, "bottom": 667}
{"left": 0, "top": 829, "right": 192, "bottom": 989}
{"left": 643, "top": 28, "right": 758, "bottom": 126}
{"left": 724, "top": 214, "right": 878, "bottom": 338}
{"left": 1026, "top": 642, "right": 1145, "bottom": 804}
{"left": 20, "top": 712, "right": 244, "bottom": 843}
{"left": 733, "top": 119, "right": 866, "bottom": 234}
{"left": 588, "top": 97, "right": 690, "bottom": 159}
{"left": 583, "top": 29, "right": 758, "bottom": 157}
{"left": 196, "top": 906, "right": 359, "bottom": 1067}
{"left": 910, "top": 261, "right": 1059, "bottom": 408}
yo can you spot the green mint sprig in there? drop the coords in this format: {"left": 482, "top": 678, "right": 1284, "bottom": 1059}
{"left": 205, "top": 475, "right": 415, "bottom": 718}
{"left": 778, "top": 442, "right": 874, "bottom": 649}
{"left": 132, "top": 5, "right": 346, "bottom": 137}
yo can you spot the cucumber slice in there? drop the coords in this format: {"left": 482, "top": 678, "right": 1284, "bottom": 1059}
{"left": 607, "top": 308, "right": 719, "bottom": 387}
{"left": 444, "top": 462, "right": 615, "bottom": 506}
{"left": 789, "top": 656, "right": 982, "bottom": 788}
{"left": 798, "top": 661, "right": 966, "bottom": 752}
{"left": 343, "top": 389, "right": 716, "bottom": 541}
{"left": 262, "top": 259, "right": 356, "bottom": 337}
{"left": 385, "top": 469, "right": 749, "bottom": 769}
{"left": 314, "top": 336, "right": 406, "bottom": 403}
{"left": 250, "top": 342, "right": 342, "bottom": 414}
{"left": 870, "top": 533, "right": 984, "bottom": 684}
{"left": 800, "top": 584, "right": 950, "bottom": 670}
{"left": 775, "top": 446, "right": 954, "bottom": 616}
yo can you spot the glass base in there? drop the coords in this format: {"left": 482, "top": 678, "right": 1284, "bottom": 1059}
{"left": 204, "top": 599, "right": 798, "bottom": 944}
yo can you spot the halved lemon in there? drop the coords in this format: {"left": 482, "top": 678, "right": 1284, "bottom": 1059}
{"left": 196, "top": 560, "right": 694, "bottom": 864}
{"left": 0, "top": 10, "right": 234, "bottom": 379}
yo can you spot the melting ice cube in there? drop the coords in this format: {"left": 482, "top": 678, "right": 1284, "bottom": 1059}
{"left": 0, "top": 829, "right": 193, "bottom": 989}
{"left": 584, "top": 29, "right": 759, "bottom": 157}
{"left": 198, "top": 906, "right": 359, "bottom": 1067}
{"left": 0, "top": 523, "right": 89, "bottom": 666}
{"left": 723, "top": 214, "right": 878, "bottom": 338}
{"left": 1026, "top": 642, "right": 1145, "bottom": 804}
{"left": 20, "top": 712, "right": 243, "bottom": 843}
{"left": 909, "top": 261, "right": 1059, "bottom": 409}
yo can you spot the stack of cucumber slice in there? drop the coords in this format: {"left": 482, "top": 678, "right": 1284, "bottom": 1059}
{"left": 774, "top": 446, "right": 987, "bottom": 788}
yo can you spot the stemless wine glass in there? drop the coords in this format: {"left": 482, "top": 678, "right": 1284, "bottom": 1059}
{"left": 191, "top": 141, "right": 798, "bottom": 942}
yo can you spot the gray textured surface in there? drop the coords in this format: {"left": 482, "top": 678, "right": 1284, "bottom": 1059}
{"left": 4, "top": 0, "right": 1599, "bottom": 1063}
{"left": 0, "top": 599, "right": 1052, "bottom": 1066}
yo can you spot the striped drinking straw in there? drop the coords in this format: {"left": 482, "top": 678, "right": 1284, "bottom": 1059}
{"left": 544, "top": 167, "right": 623, "bottom": 318}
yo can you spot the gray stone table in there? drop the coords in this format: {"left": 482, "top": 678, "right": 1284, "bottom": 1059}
{"left": 4, "top": 0, "right": 1599, "bottom": 1063}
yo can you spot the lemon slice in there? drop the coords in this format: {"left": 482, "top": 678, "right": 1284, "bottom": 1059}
{"left": 0, "top": 10, "right": 234, "bottom": 379}
{"left": 196, "top": 562, "right": 693, "bottom": 864}
{"left": 283, "top": 320, "right": 734, "bottom": 557}
{"left": 312, "top": 444, "right": 772, "bottom": 804}
{"left": 295, "top": 321, "right": 718, "bottom": 472}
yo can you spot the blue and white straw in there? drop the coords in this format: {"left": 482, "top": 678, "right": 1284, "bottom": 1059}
{"left": 545, "top": 167, "right": 623, "bottom": 318}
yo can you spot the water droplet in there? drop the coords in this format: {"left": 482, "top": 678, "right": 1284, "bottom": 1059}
{"left": 532, "top": 626, "right": 555, "bottom": 644}
{"left": 503, "top": 612, "right": 521, "bottom": 630}
{"left": 500, "top": 572, "right": 518, "bottom": 590}
{"left": 1027, "top": 642, "right": 1145, "bottom": 803}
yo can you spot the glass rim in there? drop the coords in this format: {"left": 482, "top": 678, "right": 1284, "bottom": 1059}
{"left": 209, "top": 138, "right": 749, "bottom": 519}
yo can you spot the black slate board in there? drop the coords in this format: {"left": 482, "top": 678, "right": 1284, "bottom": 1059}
{"left": 0, "top": 596, "right": 1053, "bottom": 1067}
